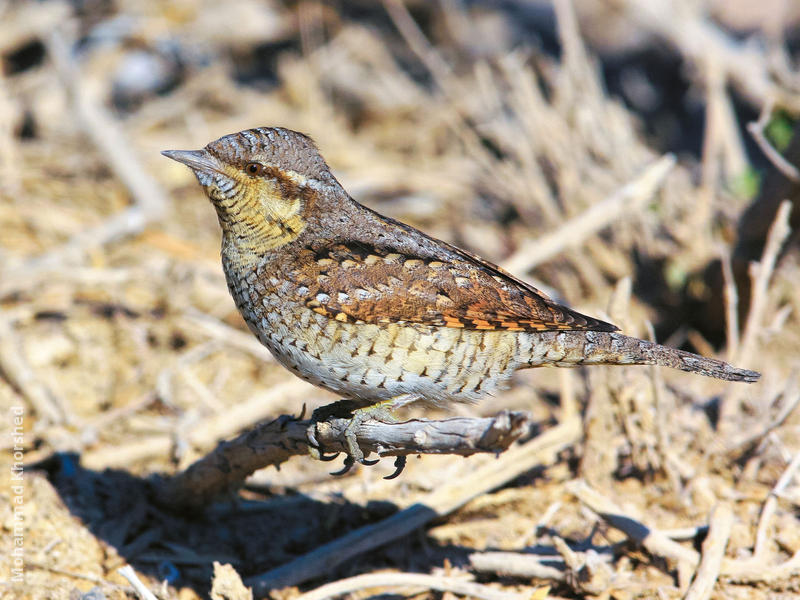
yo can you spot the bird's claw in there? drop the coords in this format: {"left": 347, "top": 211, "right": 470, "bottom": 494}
{"left": 383, "top": 456, "right": 407, "bottom": 480}
{"left": 318, "top": 449, "right": 341, "bottom": 462}
{"left": 306, "top": 422, "right": 341, "bottom": 462}
{"left": 330, "top": 453, "right": 406, "bottom": 477}
{"left": 330, "top": 455, "right": 355, "bottom": 476}
{"left": 319, "top": 397, "right": 410, "bottom": 478}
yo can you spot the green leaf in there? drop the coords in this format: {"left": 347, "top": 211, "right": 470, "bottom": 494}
{"left": 765, "top": 110, "right": 796, "bottom": 152}
{"left": 728, "top": 167, "right": 762, "bottom": 200}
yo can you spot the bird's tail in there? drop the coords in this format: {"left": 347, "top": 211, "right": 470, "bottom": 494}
{"left": 526, "top": 330, "right": 760, "bottom": 383}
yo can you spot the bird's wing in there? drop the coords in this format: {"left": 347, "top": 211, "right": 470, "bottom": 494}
{"left": 289, "top": 235, "right": 618, "bottom": 333}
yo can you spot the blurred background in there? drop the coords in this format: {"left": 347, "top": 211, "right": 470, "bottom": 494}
{"left": 1, "top": 1, "right": 799, "bottom": 599}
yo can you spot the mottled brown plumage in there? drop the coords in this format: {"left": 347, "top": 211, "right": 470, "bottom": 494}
{"left": 294, "top": 226, "right": 618, "bottom": 332}
{"left": 163, "top": 126, "right": 760, "bottom": 471}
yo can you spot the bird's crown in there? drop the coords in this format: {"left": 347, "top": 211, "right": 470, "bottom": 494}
{"left": 205, "top": 127, "right": 333, "bottom": 184}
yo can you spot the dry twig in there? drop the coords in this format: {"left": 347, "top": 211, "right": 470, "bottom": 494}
{"left": 155, "top": 410, "right": 529, "bottom": 510}
{"left": 684, "top": 503, "right": 733, "bottom": 600}
{"left": 501, "top": 154, "right": 675, "bottom": 274}
{"left": 245, "top": 416, "right": 582, "bottom": 593}
{"left": 0, "top": 318, "right": 69, "bottom": 425}
{"left": 747, "top": 100, "right": 800, "bottom": 182}
{"left": 568, "top": 480, "right": 699, "bottom": 567}
{"left": 552, "top": 536, "right": 612, "bottom": 595}
{"left": 719, "top": 246, "right": 740, "bottom": 362}
{"left": 470, "top": 551, "right": 566, "bottom": 582}
{"left": 753, "top": 450, "right": 800, "bottom": 559}
{"left": 740, "top": 202, "right": 792, "bottom": 333}
{"left": 569, "top": 480, "right": 800, "bottom": 586}
{"left": 117, "top": 565, "right": 158, "bottom": 600}
{"left": 721, "top": 552, "right": 800, "bottom": 585}
{"left": 469, "top": 538, "right": 614, "bottom": 593}
{"left": 295, "top": 572, "right": 527, "bottom": 600}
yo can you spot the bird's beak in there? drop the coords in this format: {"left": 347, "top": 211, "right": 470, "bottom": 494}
{"left": 161, "top": 149, "right": 222, "bottom": 174}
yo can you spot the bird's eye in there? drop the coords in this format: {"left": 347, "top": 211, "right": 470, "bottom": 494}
{"left": 245, "top": 162, "right": 264, "bottom": 176}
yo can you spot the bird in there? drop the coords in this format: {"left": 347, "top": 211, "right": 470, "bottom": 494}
{"left": 163, "top": 126, "right": 760, "bottom": 477}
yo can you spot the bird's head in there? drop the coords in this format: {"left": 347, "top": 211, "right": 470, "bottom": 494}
{"left": 163, "top": 127, "right": 335, "bottom": 253}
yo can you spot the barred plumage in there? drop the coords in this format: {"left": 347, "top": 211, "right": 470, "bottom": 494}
{"left": 163, "top": 126, "right": 760, "bottom": 465}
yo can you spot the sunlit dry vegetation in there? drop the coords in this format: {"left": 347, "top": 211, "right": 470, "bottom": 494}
{"left": 1, "top": 1, "right": 799, "bottom": 599}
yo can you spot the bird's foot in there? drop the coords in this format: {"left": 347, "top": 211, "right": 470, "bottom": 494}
{"left": 340, "top": 399, "right": 398, "bottom": 465}
{"left": 310, "top": 396, "right": 415, "bottom": 478}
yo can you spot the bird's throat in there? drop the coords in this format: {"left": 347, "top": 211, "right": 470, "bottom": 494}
{"left": 217, "top": 189, "right": 307, "bottom": 268}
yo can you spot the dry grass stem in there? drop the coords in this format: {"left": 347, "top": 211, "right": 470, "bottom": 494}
{"left": 0, "top": 317, "right": 69, "bottom": 425}
{"left": 738, "top": 200, "right": 792, "bottom": 366}
{"left": 647, "top": 321, "right": 682, "bottom": 491}
{"left": 470, "top": 551, "right": 566, "bottom": 581}
{"left": 683, "top": 503, "right": 733, "bottom": 600}
{"left": 753, "top": 450, "right": 800, "bottom": 559}
{"left": 501, "top": 154, "right": 676, "bottom": 274}
{"left": 568, "top": 480, "right": 700, "bottom": 566}
{"left": 181, "top": 310, "right": 275, "bottom": 361}
{"left": 295, "top": 572, "right": 528, "bottom": 600}
{"left": 381, "top": 0, "right": 455, "bottom": 93}
{"left": 748, "top": 100, "right": 800, "bottom": 182}
{"left": 117, "top": 565, "right": 158, "bottom": 600}
{"left": 719, "top": 246, "right": 740, "bottom": 361}
{"left": 727, "top": 374, "right": 800, "bottom": 456}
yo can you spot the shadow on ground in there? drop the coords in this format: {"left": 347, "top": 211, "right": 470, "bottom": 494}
{"left": 33, "top": 453, "right": 409, "bottom": 596}
{"left": 32, "top": 453, "right": 483, "bottom": 597}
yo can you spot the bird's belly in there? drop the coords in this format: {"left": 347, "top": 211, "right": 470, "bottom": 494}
{"left": 241, "top": 294, "right": 523, "bottom": 405}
